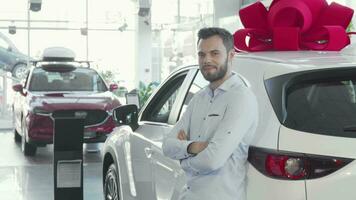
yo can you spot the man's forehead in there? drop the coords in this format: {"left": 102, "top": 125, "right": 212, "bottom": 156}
{"left": 197, "top": 36, "right": 225, "bottom": 52}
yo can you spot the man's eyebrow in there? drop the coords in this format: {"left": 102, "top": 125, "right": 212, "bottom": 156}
{"left": 197, "top": 51, "right": 205, "bottom": 55}
{"left": 210, "top": 49, "right": 220, "bottom": 53}
{"left": 198, "top": 49, "right": 220, "bottom": 54}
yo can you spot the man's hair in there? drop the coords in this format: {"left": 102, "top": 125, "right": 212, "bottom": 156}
{"left": 197, "top": 27, "right": 234, "bottom": 52}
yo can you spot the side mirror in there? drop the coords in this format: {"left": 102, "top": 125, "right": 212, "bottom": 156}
{"left": 109, "top": 83, "right": 118, "bottom": 91}
{"left": 12, "top": 84, "right": 26, "bottom": 96}
{"left": 113, "top": 104, "right": 139, "bottom": 130}
{"left": 12, "top": 84, "right": 23, "bottom": 92}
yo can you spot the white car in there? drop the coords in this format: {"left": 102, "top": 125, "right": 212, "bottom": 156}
{"left": 102, "top": 50, "right": 356, "bottom": 200}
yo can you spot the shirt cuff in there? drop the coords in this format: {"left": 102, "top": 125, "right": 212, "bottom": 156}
{"left": 182, "top": 140, "right": 195, "bottom": 158}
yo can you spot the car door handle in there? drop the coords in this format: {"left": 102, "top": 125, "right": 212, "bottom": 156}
{"left": 144, "top": 147, "right": 153, "bottom": 158}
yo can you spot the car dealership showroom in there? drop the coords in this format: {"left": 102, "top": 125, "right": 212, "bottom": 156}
{"left": 1, "top": 0, "right": 356, "bottom": 200}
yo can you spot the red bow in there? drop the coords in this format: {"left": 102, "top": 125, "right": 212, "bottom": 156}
{"left": 234, "top": 0, "right": 354, "bottom": 51}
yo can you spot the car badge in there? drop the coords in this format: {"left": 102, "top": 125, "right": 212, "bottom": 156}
{"left": 74, "top": 111, "right": 87, "bottom": 118}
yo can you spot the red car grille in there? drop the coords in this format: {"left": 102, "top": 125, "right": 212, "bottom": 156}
{"left": 53, "top": 110, "right": 109, "bottom": 126}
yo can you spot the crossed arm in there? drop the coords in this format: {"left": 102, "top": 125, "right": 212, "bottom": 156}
{"left": 177, "top": 130, "right": 208, "bottom": 154}
{"left": 163, "top": 90, "right": 258, "bottom": 175}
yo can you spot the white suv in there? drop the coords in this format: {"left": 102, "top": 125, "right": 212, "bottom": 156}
{"left": 102, "top": 50, "right": 356, "bottom": 200}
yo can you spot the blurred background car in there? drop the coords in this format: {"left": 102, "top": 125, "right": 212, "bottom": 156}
{"left": 12, "top": 47, "right": 121, "bottom": 156}
{"left": 0, "top": 32, "right": 31, "bottom": 79}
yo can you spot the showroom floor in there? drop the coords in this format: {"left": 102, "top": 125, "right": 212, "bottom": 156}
{"left": 0, "top": 129, "right": 104, "bottom": 200}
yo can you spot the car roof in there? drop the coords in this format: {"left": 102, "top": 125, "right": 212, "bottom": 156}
{"left": 236, "top": 51, "right": 356, "bottom": 66}
{"left": 33, "top": 64, "right": 94, "bottom": 73}
{"left": 233, "top": 45, "right": 356, "bottom": 79}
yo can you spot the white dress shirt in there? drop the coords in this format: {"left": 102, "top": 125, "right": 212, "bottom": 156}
{"left": 162, "top": 73, "right": 258, "bottom": 200}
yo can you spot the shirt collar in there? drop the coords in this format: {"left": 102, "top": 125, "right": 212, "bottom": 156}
{"left": 205, "top": 72, "right": 243, "bottom": 97}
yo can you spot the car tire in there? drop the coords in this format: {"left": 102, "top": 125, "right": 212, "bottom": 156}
{"left": 104, "top": 163, "right": 120, "bottom": 200}
{"left": 21, "top": 121, "right": 37, "bottom": 156}
{"left": 14, "top": 129, "right": 21, "bottom": 143}
{"left": 12, "top": 63, "right": 28, "bottom": 80}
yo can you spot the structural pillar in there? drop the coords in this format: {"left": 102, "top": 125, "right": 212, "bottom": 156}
{"left": 135, "top": 13, "right": 152, "bottom": 87}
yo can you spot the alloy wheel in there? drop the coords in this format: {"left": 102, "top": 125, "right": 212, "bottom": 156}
{"left": 12, "top": 63, "right": 28, "bottom": 80}
{"left": 104, "top": 164, "right": 120, "bottom": 200}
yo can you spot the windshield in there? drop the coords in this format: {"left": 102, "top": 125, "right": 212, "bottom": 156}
{"left": 29, "top": 67, "right": 108, "bottom": 92}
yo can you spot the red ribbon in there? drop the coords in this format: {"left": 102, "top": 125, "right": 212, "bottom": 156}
{"left": 234, "top": 0, "right": 354, "bottom": 51}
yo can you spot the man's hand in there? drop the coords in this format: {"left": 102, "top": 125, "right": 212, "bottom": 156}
{"left": 187, "top": 141, "right": 208, "bottom": 154}
{"left": 177, "top": 130, "right": 187, "bottom": 141}
{"left": 177, "top": 130, "right": 208, "bottom": 154}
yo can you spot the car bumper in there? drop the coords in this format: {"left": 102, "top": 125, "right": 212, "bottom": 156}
{"left": 27, "top": 114, "right": 116, "bottom": 145}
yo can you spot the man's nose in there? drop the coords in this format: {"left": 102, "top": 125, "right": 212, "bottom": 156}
{"left": 202, "top": 54, "right": 212, "bottom": 64}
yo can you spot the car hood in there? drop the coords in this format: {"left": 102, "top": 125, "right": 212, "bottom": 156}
{"left": 29, "top": 91, "right": 121, "bottom": 111}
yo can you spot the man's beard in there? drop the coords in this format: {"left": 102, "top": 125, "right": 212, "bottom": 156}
{"left": 202, "top": 59, "right": 228, "bottom": 82}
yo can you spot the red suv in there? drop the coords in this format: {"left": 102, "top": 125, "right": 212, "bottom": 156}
{"left": 12, "top": 49, "right": 121, "bottom": 156}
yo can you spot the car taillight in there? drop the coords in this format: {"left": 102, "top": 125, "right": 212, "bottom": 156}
{"left": 248, "top": 147, "right": 353, "bottom": 180}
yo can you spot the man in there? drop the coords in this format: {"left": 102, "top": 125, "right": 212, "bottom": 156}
{"left": 162, "top": 27, "right": 258, "bottom": 200}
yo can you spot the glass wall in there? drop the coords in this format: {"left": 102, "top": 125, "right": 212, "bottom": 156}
{"left": 151, "top": 0, "right": 214, "bottom": 80}
{"left": 0, "top": 0, "right": 136, "bottom": 128}
{"left": 0, "top": 0, "right": 136, "bottom": 73}
{"left": 0, "top": 0, "right": 355, "bottom": 129}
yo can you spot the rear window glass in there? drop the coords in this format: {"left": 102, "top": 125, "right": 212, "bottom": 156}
{"left": 285, "top": 79, "right": 356, "bottom": 137}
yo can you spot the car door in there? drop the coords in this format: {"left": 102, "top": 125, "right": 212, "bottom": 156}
{"left": 13, "top": 72, "right": 30, "bottom": 134}
{"left": 148, "top": 68, "right": 209, "bottom": 200}
{"left": 128, "top": 67, "right": 196, "bottom": 200}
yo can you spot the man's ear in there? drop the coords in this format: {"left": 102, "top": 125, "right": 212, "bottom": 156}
{"left": 228, "top": 49, "right": 235, "bottom": 61}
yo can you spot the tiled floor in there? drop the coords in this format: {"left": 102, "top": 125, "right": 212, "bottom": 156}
{"left": 0, "top": 130, "right": 104, "bottom": 200}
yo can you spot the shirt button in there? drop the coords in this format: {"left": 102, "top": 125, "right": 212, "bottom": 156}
{"left": 210, "top": 100, "right": 213, "bottom": 103}
{"left": 203, "top": 117, "right": 206, "bottom": 120}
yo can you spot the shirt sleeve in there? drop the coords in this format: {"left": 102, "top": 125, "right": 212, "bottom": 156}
{"left": 162, "top": 96, "right": 196, "bottom": 160}
{"left": 180, "top": 89, "right": 258, "bottom": 175}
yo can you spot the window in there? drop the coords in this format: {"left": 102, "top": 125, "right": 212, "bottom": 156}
{"left": 141, "top": 71, "right": 188, "bottom": 123}
{"left": 179, "top": 70, "right": 209, "bottom": 119}
{"left": 285, "top": 79, "right": 356, "bottom": 137}
{"left": 0, "top": 37, "right": 9, "bottom": 50}
{"left": 29, "top": 67, "right": 107, "bottom": 92}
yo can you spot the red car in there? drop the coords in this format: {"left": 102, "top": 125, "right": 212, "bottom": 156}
{"left": 12, "top": 58, "right": 121, "bottom": 156}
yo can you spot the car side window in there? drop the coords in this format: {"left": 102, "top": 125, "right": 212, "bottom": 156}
{"left": 179, "top": 70, "right": 209, "bottom": 119}
{"left": 141, "top": 71, "right": 187, "bottom": 123}
{"left": 285, "top": 79, "right": 356, "bottom": 137}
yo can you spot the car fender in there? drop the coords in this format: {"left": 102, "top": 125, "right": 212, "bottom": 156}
{"left": 103, "top": 125, "right": 138, "bottom": 200}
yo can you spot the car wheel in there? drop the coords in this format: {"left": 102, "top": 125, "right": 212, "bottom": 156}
{"left": 21, "top": 121, "right": 37, "bottom": 156}
{"left": 14, "top": 129, "right": 21, "bottom": 143}
{"left": 12, "top": 63, "right": 28, "bottom": 80}
{"left": 104, "top": 163, "right": 120, "bottom": 200}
